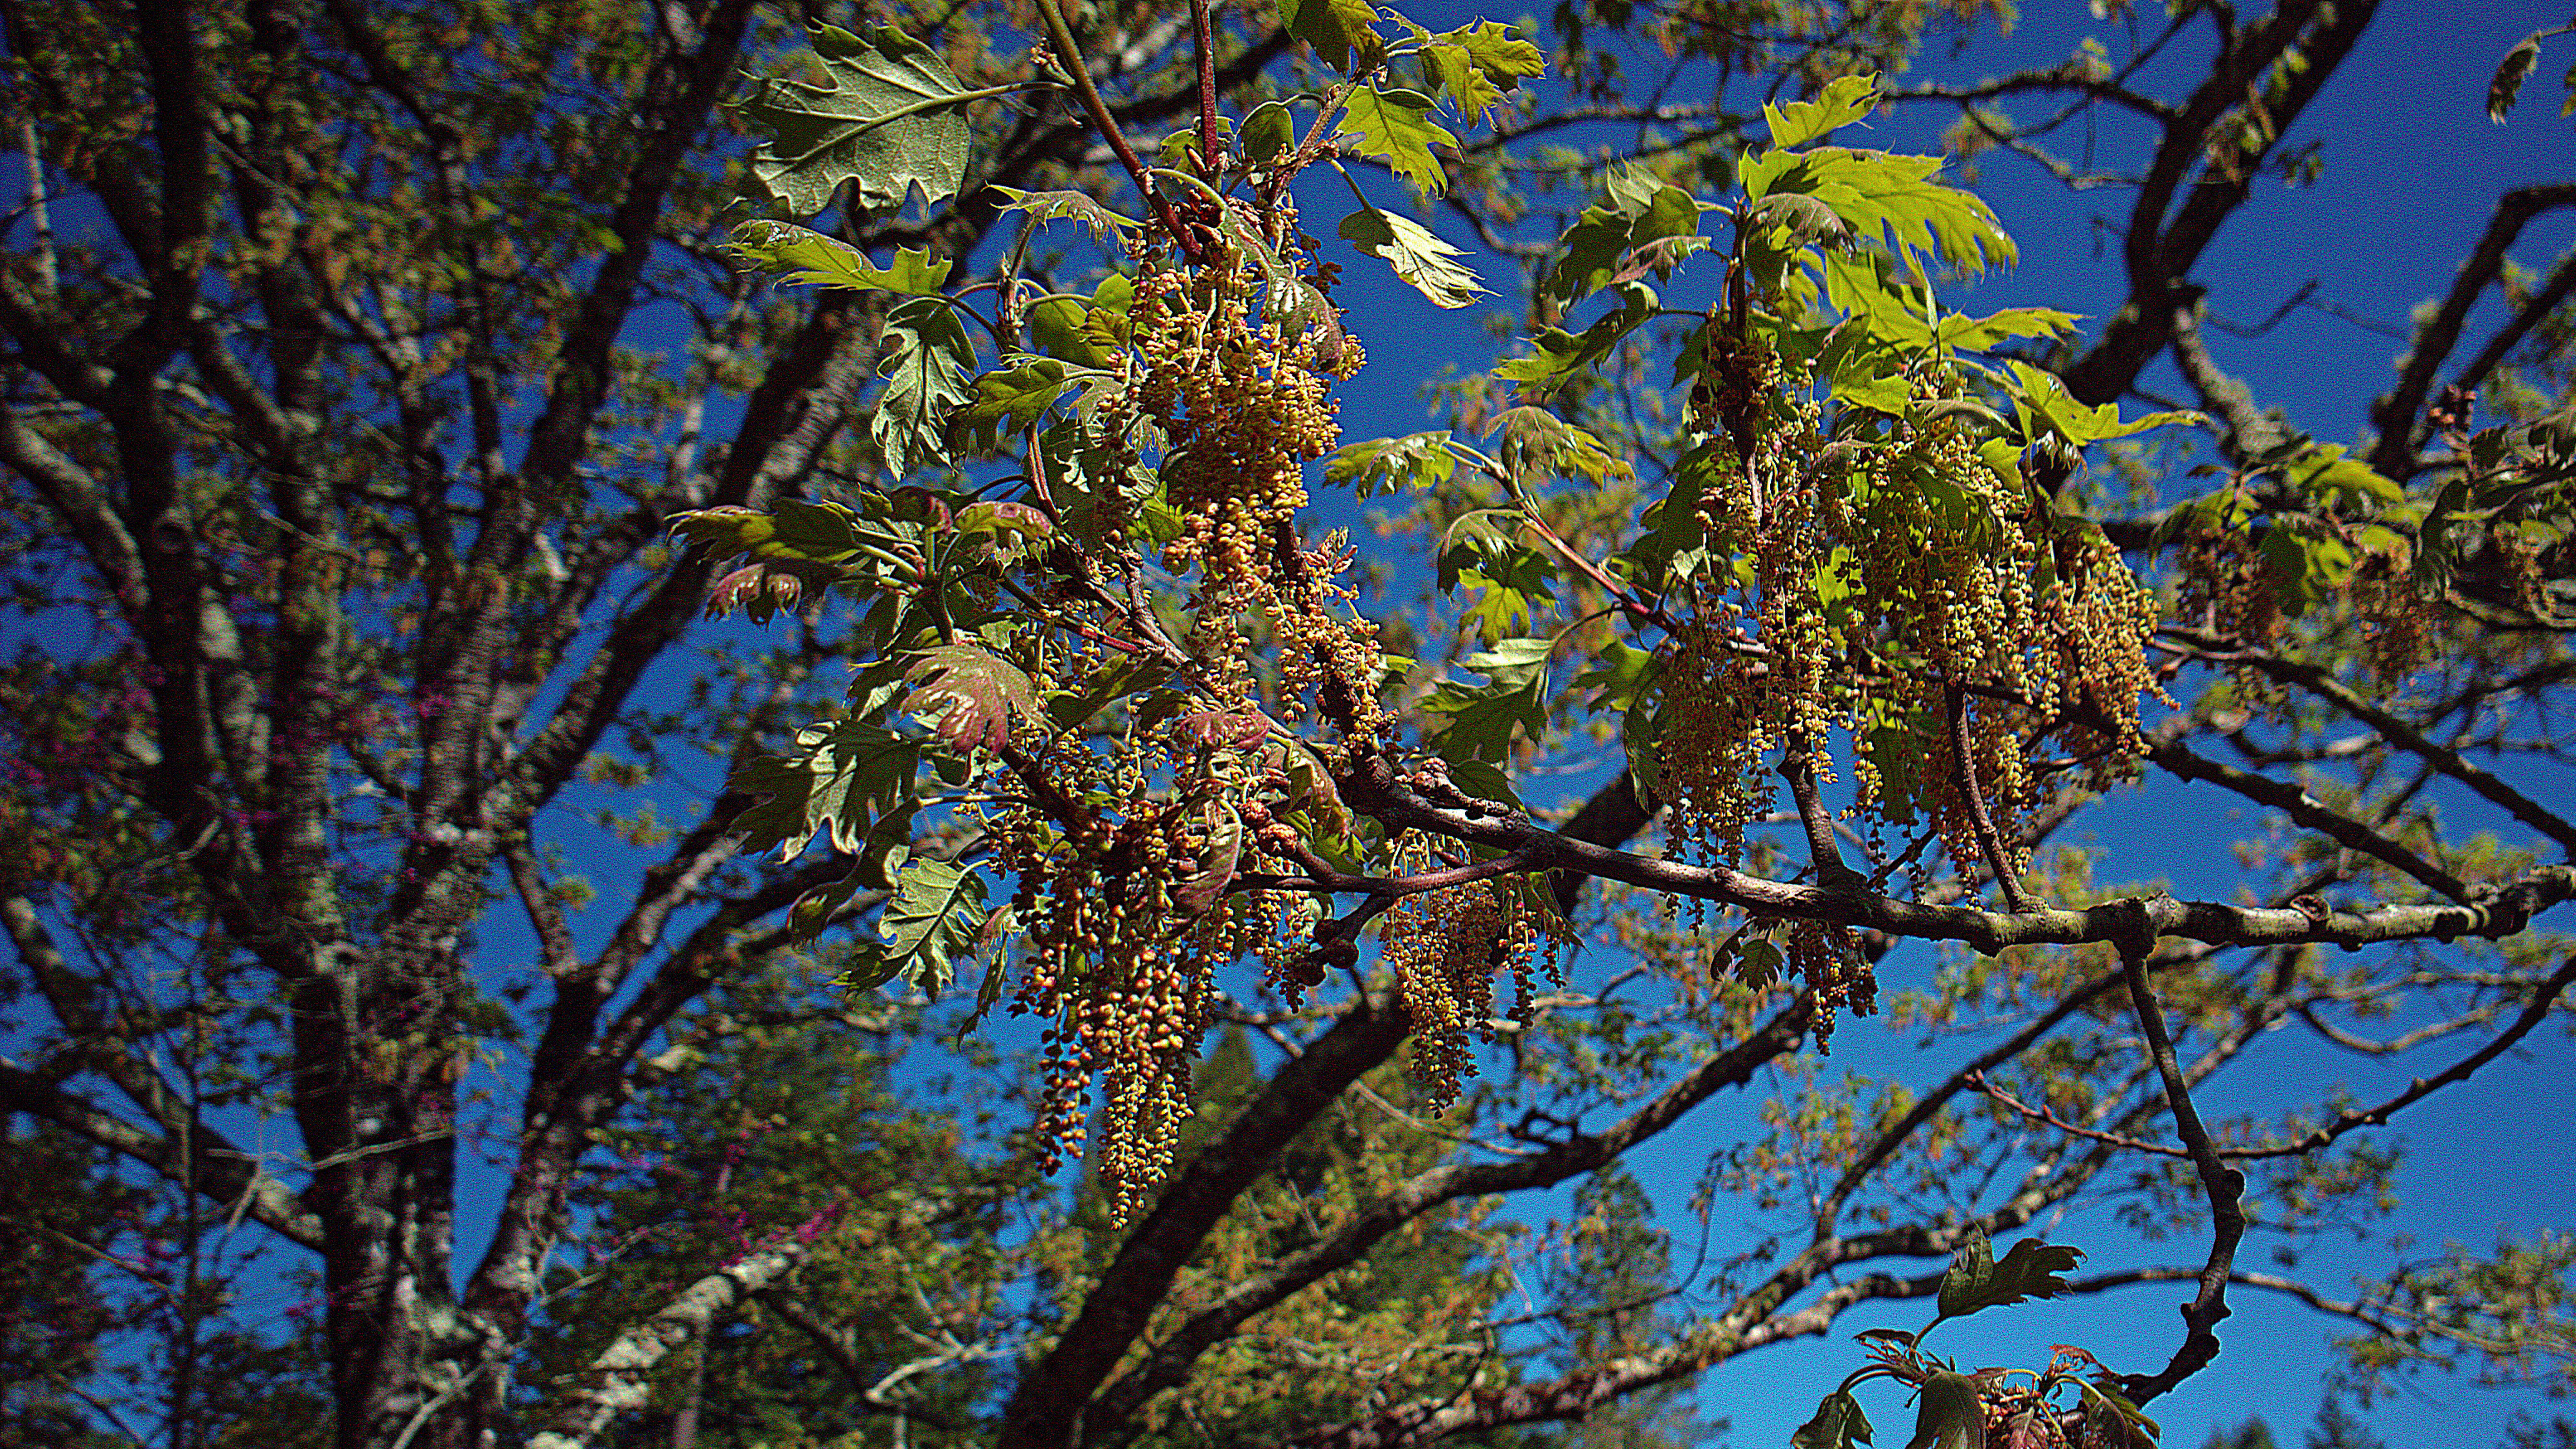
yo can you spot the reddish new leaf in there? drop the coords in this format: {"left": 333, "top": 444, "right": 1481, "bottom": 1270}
{"left": 903, "top": 644, "right": 1040, "bottom": 754}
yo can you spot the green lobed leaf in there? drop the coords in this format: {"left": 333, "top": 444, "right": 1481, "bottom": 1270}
{"left": 1793, "top": 1390, "right": 1876, "bottom": 1449}
{"left": 1327, "top": 431, "right": 1459, "bottom": 498}
{"left": 1438, "top": 521, "right": 1559, "bottom": 643}
{"left": 1423, "top": 634, "right": 1553, "bottom": 765}
{"left": 2003, "top": 361, "right": 2198, "bottom": 449}
{"left": 2281, "top": 442, "right": 2404, "bottom": 509}
{"left": 1279, "top": 0, "right": 1386, "bottom": 73}
{"left": 1766, "top": 73, "right": 1880, "bottom": 150}
{"left": 1335, "top": 85, "right": 1457, "bottom": 194}
{"left": 949, "top": 358, "right": 1072, "bottom": 450}
{"left": 1489, "top": 406, "right": 1635, "bottom": 487}
{"left": 875, "top": 296, "right": 976, "bottom": 478}
{"left": 1414, "top": 20, "right": 1546, "bottom": 122}
{"left": 1545, "top": 168, "right": 1703, "bottom": 304}
{"left": 1339, "top": 205, "right": 1489, "bottom": 308}
{"left": 724, "top": 222, "right": 953, "bottom": 295}
{"left": 728, "top": 719, "right": 923, "bottom": 860}
{"left": 1493, "top": 284, "right": 1656, "bottom": 392}
{"left": 1907, "top": 1372, "right": 1985, "bottom": 1449}
{"left": 1936, "top": 1230, "right": 2084, "bottom": 1320}
{"left": 840, "top": 858, "right": 991, "bottom": 996}
{"left": 735, "top": 24, "right": 974, "bottom": 214}
{"left": 991, "top": 185, "right": 1143, "bottom": 242}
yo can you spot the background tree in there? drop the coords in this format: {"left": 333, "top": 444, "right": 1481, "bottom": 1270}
{"left": 0, "top": 4, "right": 2569, "bottom": 1449}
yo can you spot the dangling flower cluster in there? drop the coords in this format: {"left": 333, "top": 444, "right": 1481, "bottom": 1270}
{"left": 1376, "top": 876, "right": 1556, "bottom": 1112}
{"left": 2350, "top": 545, "right": 2434, "bottom": 681}
{"left": 985, "top": 713, "right": 1296, "bottom": 1223}
{"left": 1658, "top": 344, "right": 2167, "bottom": 908}
{"left": 1782, "top": 917, "right": 1876, "bottom": 1049}
{"left": 1123, "top": 240, "right": 1385, "bottom": 740}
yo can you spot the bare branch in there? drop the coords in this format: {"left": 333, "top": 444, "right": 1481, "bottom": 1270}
{"left": 0, "top": 1056, "right": 323, "bottom": 1250}
{"left": 526, "top": 1239, "right": 812, "bottom": 1449}
{"left": 2116, "top": 924, "right": 2248, "bottom": 1405}
{"left": 2369, "top": 185, "right": 2576, "bottom": 477}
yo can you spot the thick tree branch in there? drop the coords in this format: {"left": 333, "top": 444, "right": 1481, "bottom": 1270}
{"left": 0, "top": 1057, "right": 323, "bottom": 1250}
{"left": 1086, "top": 999, "right": 1812, "bottom": 1436}
{"left": 2369, "top": 185, "right": 2576, "bottom": 477}
{"left": 525, "top": 1239, "right": 811, "bottom": 1449}
{"left": 2117, "top": 926, "right": 2248, "bottom": 1405}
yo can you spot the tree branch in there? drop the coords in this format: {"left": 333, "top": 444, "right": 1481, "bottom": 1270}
{"left": 525, "top": 1239, "right": 811, "bottom": 1449}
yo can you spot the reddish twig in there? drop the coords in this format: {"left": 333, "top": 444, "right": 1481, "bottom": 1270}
{"left": 1033, "top": 0, "right": 1193, "bottom": 252}
{"left": 1190, "top": 0, "right": 1223, "bottom": 175}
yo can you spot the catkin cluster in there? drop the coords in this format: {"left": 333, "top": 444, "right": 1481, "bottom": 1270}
{"left": 985, "top": 718, "right": 1293, "bottom": 1223}
{"left": 1123, "top": 248, "right": 1386, "bottom": 739}
{"left": 1376, "top": 877, "right": 1555, "bottom": 1112}
{"left": 1661, "top": 347, "right": 2166, "bottom": 909}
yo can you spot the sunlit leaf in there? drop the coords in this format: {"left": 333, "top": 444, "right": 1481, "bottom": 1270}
{"left": 1766, "top": 73, "right": 1880, "bottom": 150}
{"left": 1240, "top": 101, "right": 1296, "bottom": 165}
{"left": 724, "top": 222, "right": 952, "bottom": 295}
{"left": 1328, "top": 431, "right": 1459, "bottom": 498}
{"left": 1335, "top": 86, "right": 1457, "bottom": 195}
{"left": 1489, "top": 406, "right": 1635, "bottom": 486}
{"left": 1546, "top": 168, "right": 1702, "bottom": 304}
{"left": 735, "top": 24, "right": 974, "bottom": 213}
{"left": 1415, "top": 20, "right": 1546, "bottom": 122}
{"left": 1339, "top": 206, "right": 1488, "bottom": 308}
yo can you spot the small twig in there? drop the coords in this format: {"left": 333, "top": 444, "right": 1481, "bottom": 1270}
{"left": 1946, "top": 681, "right": 2032, "bottom": 912}
{"left": 2117, "top": 924, "right": 2246, "bottom": 1406}
{"left": 1190, "top": 0, "right": 1222, "bottom": 175}
{"left": 1033, "top": 0, "right": 1193, "bottom": 251}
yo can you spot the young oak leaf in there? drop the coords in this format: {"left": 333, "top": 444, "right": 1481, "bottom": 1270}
{"left": 1792, "top": 1389, "right": 1875, "bottom": 1449}
{"left": 1414, "top": 20, "right": 1546, "bottom": 123}
{"left": 1279, "top": 0, "right": 1385, "bottom": 73}
{"left": 1936, "top": 1229, "right": 2084, "bottom": 1320}
{"left": 902, "top": 643, "right": 1040, "bottom": 754}
{"left": 1339, "top": 206, "right": 1488, "bottom": 309}
{"left": 1765, "top": 72, "right": 1881, "bottom": 150}
{"left": 724, "top": 222, "right": 953, "bottom": 295}
{"left": 1908, "top": 1371, "right": 1986, "bottom": 1449}
{"left": 875, "top": 296, "right": 975, "bottom": 479}
{"left": 840, "top": 857, "right": 991, "bottom": 997}
{"left": 1335, "top": 86, "right": 1457, "bottom": 195}
{"left": 990, "top": 186, "right": 1143, "bottom": 243}
{"left": 734, "top": 24, "right": 973, "bottom": 214}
